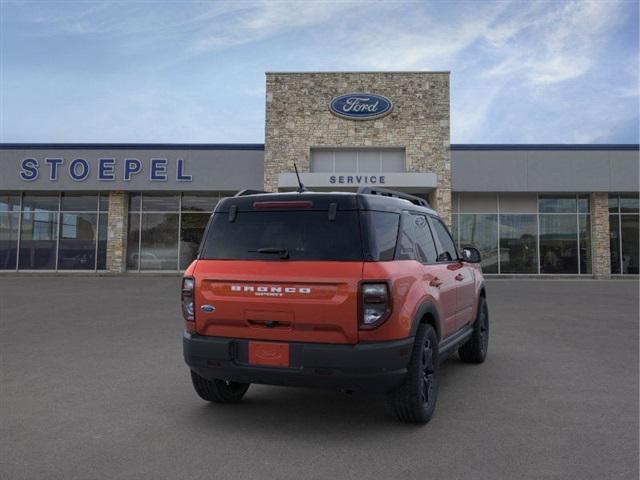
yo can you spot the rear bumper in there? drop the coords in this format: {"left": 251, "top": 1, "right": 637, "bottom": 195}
{"left": 183, "top": 332, "right": 414, "bottom": 393}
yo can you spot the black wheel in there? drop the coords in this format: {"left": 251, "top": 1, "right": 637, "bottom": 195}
{"left": 190, "top": 370, "right": 250, "bottom": 403}
{"left": 387, "top": 324, "right": 439, "bottom": 424}
{"left": 458, "top": 296, "right": 489, "bottom": 364}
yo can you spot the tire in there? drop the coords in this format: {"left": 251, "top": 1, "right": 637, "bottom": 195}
{"left": 458, "top": 296, "right": 489, "bottom": 364}
{"left": 387, "top": 324, "right": 439, "bottom": 424}
{"left": 190, "top": 370, "right": 250, "bottom": 403}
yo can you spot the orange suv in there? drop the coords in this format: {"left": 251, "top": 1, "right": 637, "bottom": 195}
{"left": 182, "top": 187, "right": 488, "bottom": 423}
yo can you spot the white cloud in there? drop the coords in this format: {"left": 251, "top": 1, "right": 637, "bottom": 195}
{"left": 4, "top": 0, "right": 637, "bottom": 143}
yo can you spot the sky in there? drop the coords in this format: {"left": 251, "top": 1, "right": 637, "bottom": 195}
{"left": 0, "top": 0, "right": 638, "bottom": 144}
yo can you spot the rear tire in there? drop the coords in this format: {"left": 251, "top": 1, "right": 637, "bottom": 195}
{"left": 387, "top": 324, "right": 439, "bottom": 424}
{"left": 190, "top": 370, "right": 250, "bottom": 403}
{"left": 458, "top": 296, "right": 489, "bottom": 364}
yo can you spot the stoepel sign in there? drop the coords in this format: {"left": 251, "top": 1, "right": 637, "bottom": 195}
{"left": 18, "top": 157, "right": 192, "bottom": 182}
{"left": 329, "top": 93, "right": 393, "bottom": 120}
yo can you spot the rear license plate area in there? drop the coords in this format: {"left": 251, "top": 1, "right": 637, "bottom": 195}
{"left": 248, "top": 341, "right": 290, "bottom": 367}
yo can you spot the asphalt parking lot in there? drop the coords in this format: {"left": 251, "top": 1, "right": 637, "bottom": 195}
{"left": 1, "top": 276, "right": 638, "bottom": 480}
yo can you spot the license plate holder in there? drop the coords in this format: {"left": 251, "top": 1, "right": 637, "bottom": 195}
{"left": 248, "top": 341, "right": 290, "bottom": 367}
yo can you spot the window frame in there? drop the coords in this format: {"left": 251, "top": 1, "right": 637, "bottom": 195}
{"left": 609, "top": 193, "right": 640, "bottom": 275}
{"left": 427, "top": 215, "right": 460, "bottom": 264}
{"left": 3, "top": 191, "right": 107, "bottom": 271}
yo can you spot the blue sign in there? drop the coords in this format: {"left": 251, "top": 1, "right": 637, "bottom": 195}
{"left": 19, "top": 157, "right": 192, "bottom": 182}
{"left": 329, "top": 93, "right": 393, "bottom": 120}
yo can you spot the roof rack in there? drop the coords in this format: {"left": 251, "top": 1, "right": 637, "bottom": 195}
{"left": 357, "top": 187, "right": 431, "bottom": 208}
{"left": 234, "top": 189, "right": 268, "bottom": 197}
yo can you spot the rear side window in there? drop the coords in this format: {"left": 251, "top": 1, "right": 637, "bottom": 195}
{"left": 396, "top": 214, "right": 438, "bottom": 263}
{"left": 362, "top": 211, "right": 400, "bottom": 261}
{"left": 201, "top": 210, "right": 363, "bottom": 261}
{"left": 429, "top": 217, "right": 458, "bottom": 262}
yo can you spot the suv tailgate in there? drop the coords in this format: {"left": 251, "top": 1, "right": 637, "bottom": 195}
{"left": 194, "top": 260, "right": 362, "bottom": 344}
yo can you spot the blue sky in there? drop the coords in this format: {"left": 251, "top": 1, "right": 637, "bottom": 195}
{"left": 1, "top": 0, "right": 638, "bottom": 144}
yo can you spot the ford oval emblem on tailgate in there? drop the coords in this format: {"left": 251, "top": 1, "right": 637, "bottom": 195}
{"left": 201, "top": 304, "right": 215, "bottom": 313}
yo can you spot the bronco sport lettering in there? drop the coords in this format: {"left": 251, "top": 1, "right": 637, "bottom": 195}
{"left": 182, "top": 187, "right": 489, "bottom": 424}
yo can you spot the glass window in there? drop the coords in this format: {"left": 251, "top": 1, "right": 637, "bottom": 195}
{"left": 311, "top": 149, "right": 405, "bottom": 173}
{"left": 99, "top": 193, "right": 109, "bottom": 212}
{"left": 498, "top": 193, "right": 537, "bottom": 214}
{"left": 310, "top": 151, "right": 333, "bottom": 173}
{"left": 579, "top": 215, "right": 591, "bottom": 274}
{"left": 578, "top": 195, "right": 590, "bottom": 214}
{"left": 96, "top": 213, "right": 108, "bottom": 270}
{"left": 451, "top": 213, "right": 459, "bottom": 246}
{"left": 459, "top": 193, "right": 498, "bottom": 213}
{"left": 22, "top": 193, "right": 59, "bottom": 212}
{"left": 0, "top": 192, "right": 21, "bottom": 212}
{"left": 142, "top": 193, "right": 179, "bottom": 212}
{"left": 396, "top": 217, "right": 417, "bottom": 261}
{"left": 364, "top": 211, "right": 399, "bottom": 261}
{"left": 201, "top": 211, "right": 363, "bottom": 261}
{"left": 129, "top": 193, "right": 141, "bottom": 212}
{"left": 126, "top": 213, "right": 141, "bottom": 270}
{"left": 181, "top": 193, "right": 219, "bottom": 212}
{"left": 381, "top": 150, "right": 405, "bottom": 172}
{"left": 139, "top": 213, "right": 179, "bottom": 270}
{"left": 61, "top": 193, "right": 98, "bottom": 211}
{"left": 334, "top": 151, "right": 357, "bottom": 172}
{"left": 539, "top": 215, "right": 578, "bottom": 274}
{"left": 0, "top": 212, "right": 19, "bottom": 269}
{"left": 429, "top": 217, "right": 458, "bottom": 262}
{"left": 396, "top": 214, "right": 437, "bottom": 263}
{"left": 620, "top": 194, "right": 639, "bottom": 214}
{"left": 413, "top": 215, "right": 438, "bottom": 263}
{"left": 57, "top": 213, "right": 98, "bottom": 270}
{"left": 609, "top": 194, "right": 639, "bottom": 275}
{"left": 538, "top": 196, "right": 577, "bottom": 214}
{"left": 358, "top": 151, "right": 380, "bottom": 172}
{"left": 609, "top": 215, "right": 621, "bottom": 274}
{"left": 459, "top": 214, "right": 498, "bottom": 273}
{"left": 19, "top": 211, "right": 58, "bottom": 269}
{"left": 620, "top": 215, "right": 639, "bottom": 274}
{"left": 499, "top": 214, "right": 538, "bottom": 274}
{"left": 179, "top": 212, "right": 211, "bottom": 269}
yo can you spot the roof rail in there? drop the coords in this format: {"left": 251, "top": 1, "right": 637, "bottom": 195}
{"left": 357, "top": 187, "right": 431, "bottom": 208}
{"left": 234, "top": 189, "right": 268, "bottom": 197}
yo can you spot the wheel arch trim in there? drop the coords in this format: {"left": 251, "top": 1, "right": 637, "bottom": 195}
{"left": 409, "top": 301, "right": 442, "bottom": 340}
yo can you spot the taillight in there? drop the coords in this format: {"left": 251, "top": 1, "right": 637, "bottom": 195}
{"left": 359, "top": 282, "right": 392, "bottom": 329}
{"left": 182, "top": 277, "right": 195, "bottom": 323}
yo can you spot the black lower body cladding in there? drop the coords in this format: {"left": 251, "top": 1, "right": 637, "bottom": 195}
{"left": 183, "top": 332, "right": 414, "bottom": 393}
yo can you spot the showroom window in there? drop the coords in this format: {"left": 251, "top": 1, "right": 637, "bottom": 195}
{"left": 609, "top": 193, "right": 639, "bottom": 274}
{"left": 127, "top": 192, "right": 220, "bottom": 271}
{"left": 538, "top": 195, "right": 591, "bottom": 274}
{"left": 0, "top": 192, "right": 108, "bottom": 270}
{"left": 310, "top": 149, "right": 405, "bottom": 173}
{"left": 451, "top": 193, "right": 591, "bottom": 274}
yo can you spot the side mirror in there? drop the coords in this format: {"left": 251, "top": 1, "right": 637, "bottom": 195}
{"left": 461, "top": 246, "right": 481, "bottom": 263}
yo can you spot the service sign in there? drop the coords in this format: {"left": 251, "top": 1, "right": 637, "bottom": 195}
{"left": 329, "top": 93, "right": 393, "bottom": 120}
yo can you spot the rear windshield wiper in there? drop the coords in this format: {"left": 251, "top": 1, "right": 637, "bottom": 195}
{"left": 249, "top": 247, "right": 290, "bottom": 259}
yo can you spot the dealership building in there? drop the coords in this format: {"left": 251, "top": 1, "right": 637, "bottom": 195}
{"left": 0, "top": 72, "right": 638, "bottom": 276}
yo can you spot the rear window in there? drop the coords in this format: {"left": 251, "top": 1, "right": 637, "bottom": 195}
{"left": 201, "top": 210, "right": 363, "bottom": 261}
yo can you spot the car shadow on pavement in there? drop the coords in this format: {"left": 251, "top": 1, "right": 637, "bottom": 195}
{"left": 180, "top": 356, "right": 473, "bottom": 435}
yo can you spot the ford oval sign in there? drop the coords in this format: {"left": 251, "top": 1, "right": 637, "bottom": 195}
{"left": 329, "top": 93, "right": 393, "bottom": 120}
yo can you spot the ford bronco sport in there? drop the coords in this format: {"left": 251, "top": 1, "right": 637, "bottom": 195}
{"left": 182, "top": 187, "right": 488, "bottom": 423}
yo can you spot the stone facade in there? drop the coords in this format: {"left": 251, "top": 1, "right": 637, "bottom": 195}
{"left": 106, "top": 191, "right": 129, "bottom": 272}
{"left": 591, "top": 192, "right": 611, "bottom": 277}
{"left": 264, "top": 72, "right": 452, "bottom": 225}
